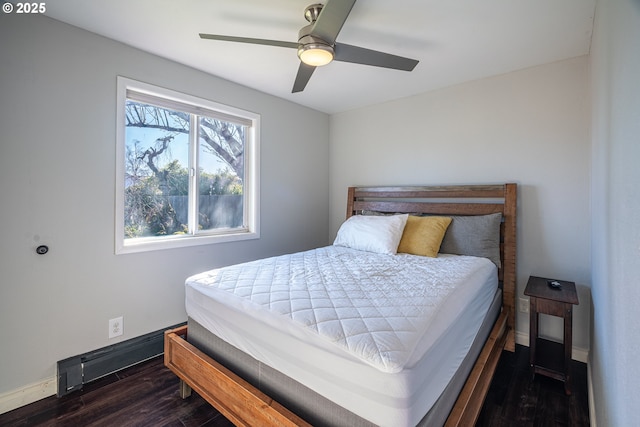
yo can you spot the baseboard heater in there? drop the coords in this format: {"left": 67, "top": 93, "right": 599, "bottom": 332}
{"left": 56, "top": 322, "right": 185, "bottom": 397}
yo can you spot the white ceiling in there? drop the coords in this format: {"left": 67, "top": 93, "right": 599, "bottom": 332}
{"left": 44, "top": 0, "right": 596, "bottom": 114}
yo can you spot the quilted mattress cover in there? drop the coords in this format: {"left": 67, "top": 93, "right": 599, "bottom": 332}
{"left": 185, "top": 246, "right": 498, "bottom": 426}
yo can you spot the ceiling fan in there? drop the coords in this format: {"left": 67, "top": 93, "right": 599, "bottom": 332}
{"left": 199, "top": 0, "right": 419, "bottom": 93}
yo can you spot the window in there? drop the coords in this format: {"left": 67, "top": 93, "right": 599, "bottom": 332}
{"left": 115, "top": 77, "right": 260, "bottom": 254}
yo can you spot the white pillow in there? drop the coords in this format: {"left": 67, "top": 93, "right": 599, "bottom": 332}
{"left": 333, "top": 214, "right": 409, "bottom": 254}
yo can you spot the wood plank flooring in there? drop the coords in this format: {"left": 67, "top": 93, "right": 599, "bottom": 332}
{"left": 477, "top": 345, "right": 590, "bottom": 426}
{"left": 0, "top": 345, "right": 589, "bottom": 426}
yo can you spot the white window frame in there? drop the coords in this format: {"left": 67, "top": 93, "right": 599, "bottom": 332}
{"left": 115, "top": 76, "right": 260, "bottom": 254}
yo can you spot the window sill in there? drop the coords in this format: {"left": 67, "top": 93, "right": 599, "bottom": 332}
{"left": 115, "top": 230, "right": 259, "bottom": 254}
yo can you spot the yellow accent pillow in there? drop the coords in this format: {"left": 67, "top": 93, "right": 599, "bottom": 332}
{"left": 397, "top": 216, "right": 452, "bottom": 257}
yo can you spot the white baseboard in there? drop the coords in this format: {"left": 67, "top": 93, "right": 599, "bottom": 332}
{"left": 515, "top": 330, "right": 589, "bottom": 363}
{"left": 0, "top": 376, "right": 56, "bottom": 415}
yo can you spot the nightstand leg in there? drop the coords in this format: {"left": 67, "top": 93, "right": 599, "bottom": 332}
{"left": 529, "top": 299, "right": 538, "bottom": 377}
{"left": 564, "top": 305, "right": 573, "bottom": 395}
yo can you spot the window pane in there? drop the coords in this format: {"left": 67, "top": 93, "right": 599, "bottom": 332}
{"left": 123, "top": 100, "right": 190, "bottom": 239}
{"left": 197, "top": 116, "right": 245, "bottom": 231}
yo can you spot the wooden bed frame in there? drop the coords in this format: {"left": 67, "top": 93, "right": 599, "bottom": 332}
{"left": 165, "top": 183, "right": 517, "bottom": 427}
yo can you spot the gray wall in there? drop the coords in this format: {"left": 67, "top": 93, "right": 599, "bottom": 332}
{"left": 0, "top": 14, "right": 329, "bottom": 395}
{"left": 590, "top": 0, "right": 640, "bottom": 425}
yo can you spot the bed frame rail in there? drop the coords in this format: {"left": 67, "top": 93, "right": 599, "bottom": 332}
{"left": 164, "top": 326, "right": 311, "bottom": 427}
{"left": 444, "top": 310, "right": 508, "bottom": 426}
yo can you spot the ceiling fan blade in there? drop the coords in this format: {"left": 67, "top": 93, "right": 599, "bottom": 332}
{"left": 334, "top": 43, "right": 419, "bottom": 71}
{"left": 292, "top": 62, "right": 316, "bottom": 93}
{"left": 199, "top": 33, "right": 298, "bottom": 49}
{"left": 310, "top": 0, "right": 357, "bottom": 45}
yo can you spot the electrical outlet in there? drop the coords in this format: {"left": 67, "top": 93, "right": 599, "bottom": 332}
{"left": 519, "top": 298, "right": 529, "bottom": 313}
{"left": 109, "top": 316, "right": 123, "bottom": 339}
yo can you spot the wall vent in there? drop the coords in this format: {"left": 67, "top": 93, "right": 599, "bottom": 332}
{"left": 56, "top": 323, "right": 184, "bottom": 397}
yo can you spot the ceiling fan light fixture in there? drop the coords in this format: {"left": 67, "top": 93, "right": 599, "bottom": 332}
{"left": 298, "top": 43, "right": 334, "bottom": 67}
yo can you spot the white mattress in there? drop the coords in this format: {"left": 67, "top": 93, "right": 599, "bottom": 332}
{"left": 185, "top": 246, "right": 498, "bottom": 427}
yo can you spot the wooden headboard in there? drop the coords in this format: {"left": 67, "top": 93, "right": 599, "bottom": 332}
{"left": 346, "top": 184, "right": 517, "bottom": 352}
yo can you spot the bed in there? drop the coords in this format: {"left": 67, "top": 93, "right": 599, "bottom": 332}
{"left": 165, "top": 183, "right": 517, "bottom": 427}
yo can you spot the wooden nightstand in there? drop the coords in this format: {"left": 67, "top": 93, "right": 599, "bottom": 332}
{"left": 524, "top": 275, "right": 579, "bottom": 395}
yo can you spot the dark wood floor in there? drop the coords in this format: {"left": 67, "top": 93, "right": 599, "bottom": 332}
{"left": 476, "top": 345, "right": 589, "bottom": 427}
{"left": 0, "top": 345, "right": 589, "bottom": 427}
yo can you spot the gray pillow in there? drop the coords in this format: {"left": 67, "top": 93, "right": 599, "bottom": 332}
{"left": 439, "top": 213, "right": 502, "bottom": 268}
